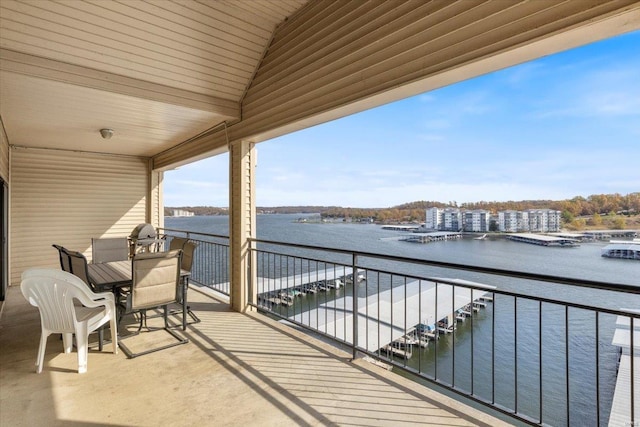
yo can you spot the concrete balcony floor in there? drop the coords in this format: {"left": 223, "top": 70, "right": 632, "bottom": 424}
{"left": 1, "top": 285, "right": 511, "bottom": 427}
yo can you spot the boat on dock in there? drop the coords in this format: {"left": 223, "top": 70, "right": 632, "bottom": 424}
{"left": 344, "top": 273, "right": 366, "bottom": 284}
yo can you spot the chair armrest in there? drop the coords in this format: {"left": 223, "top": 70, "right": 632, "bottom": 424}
{"left": 74, "top": 291, "right": 115, "bottom": 309}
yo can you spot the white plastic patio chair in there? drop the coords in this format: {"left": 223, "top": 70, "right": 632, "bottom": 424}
{"left": 21, "top": 268, "right": 118, "bottom": 374}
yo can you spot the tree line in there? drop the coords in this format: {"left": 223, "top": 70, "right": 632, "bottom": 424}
{"left": 166, "top": 192, "right": 639, "bottom": 224}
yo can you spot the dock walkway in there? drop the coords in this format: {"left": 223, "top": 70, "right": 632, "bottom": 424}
{"left": 609, "top": 309, "right": 640, "bottom": 426}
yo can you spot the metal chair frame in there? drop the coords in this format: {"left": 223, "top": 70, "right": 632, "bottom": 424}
{"left": 117, "top": 250, "right": 188, "bottom": 358}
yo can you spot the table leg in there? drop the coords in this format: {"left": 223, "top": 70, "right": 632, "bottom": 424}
{"left": 182, "top": 277, "right": 188, "bottom": 331}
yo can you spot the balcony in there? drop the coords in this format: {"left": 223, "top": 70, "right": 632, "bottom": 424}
{"left": 7, "top": 229, "right": 631, "bottom": 425}
{"left": 1, "top": 282, "right": 509, "bottom": 426}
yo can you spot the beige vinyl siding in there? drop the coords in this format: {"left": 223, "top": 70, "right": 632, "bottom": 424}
{"left": 154, "top": 0, "right": 639, "bottom": 170}
{"left": 229, "top": 141, "right": 256, "bottom": 311}
{"left": 0, "top": 117, "right": 8, "bottom": 182}
{"left": 10, "top": 148, "right": 147, "bottom": 285}
{"left": 0, "top": 0, "right": 304, "bottom": 101}
{"left": 149, "top": 168, "right": 164, "bottom": 229}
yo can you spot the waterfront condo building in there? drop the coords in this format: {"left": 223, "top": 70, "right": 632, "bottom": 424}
{"left": 442, "top": 208, "right": 463, "bottom": 231}
{"left": 463, "top": 210, "right": 491, "bottom": 232}
{"left": 498, "top": 210, "right": 530, "bottom": 232}
{"left": 425, "top": 207, "right": 442, "bottom": 230}
{"left": 498, "top": 209, "right": 561, "bottom": 232}
{"left": 528, "top": 209, "right": 562, "bottom": 232}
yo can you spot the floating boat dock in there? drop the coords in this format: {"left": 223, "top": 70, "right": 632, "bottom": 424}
{"left": 507, "top": 233, "right": 579, "bottom": 247}
{"left": 381, "top": 225, "right": 421, "bottom": 231}
{"left": 256, "top": 267, "right": 366, "bottom": 306}
{"left": 402, "top": 231, "right": 462, "bottom": 243}
{"left": 601, "top": 240, "right": 640, "bottom": 260}
{"left": 584, "top": 230, "right": 638, "bottom": 240}
{"left": 289, "top": 278, "right": 495, "bottom": 356}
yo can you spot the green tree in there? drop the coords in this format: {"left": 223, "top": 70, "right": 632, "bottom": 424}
{"left": 590, "top": 213, "right": 603, "bottom": 226}
{"left": 562, "top": 210, "right": 575, "bottom": 224}
{"left": 612, "top": 216, "right": 626, "bottom": 229}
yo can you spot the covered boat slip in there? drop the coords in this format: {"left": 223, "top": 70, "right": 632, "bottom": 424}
{"left": 601, "top": 240, "right": 640, "bottom": 260}
{"left": 507, "top": 233, "right": 580, "bottom": 247}
{"left": 255, "top": 267, "right": 363, "bottom": 293}
{"left": 287, "top": 278, "right": 494, "bottom": 353}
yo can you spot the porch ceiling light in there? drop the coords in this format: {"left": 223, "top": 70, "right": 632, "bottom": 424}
{"left": 99, "top": 128, "right": 114, "bottom": 139}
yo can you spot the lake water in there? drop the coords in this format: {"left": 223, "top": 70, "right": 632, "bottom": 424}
{"left": 166, "top": 213, "right": 639, "bottom": 426}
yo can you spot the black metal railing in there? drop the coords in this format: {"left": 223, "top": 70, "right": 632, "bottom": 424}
{"left": 156, "top": 227, "right": 637, "bottom": 426}
{"left": 248, "top": 237, "right": 639, "bottom": 427}
{"left": 158, "top": 228, "right": 230, "bottom": 295}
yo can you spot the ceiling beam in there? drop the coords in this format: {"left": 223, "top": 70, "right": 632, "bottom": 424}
{"left": 0, "top": 49, "right": 240, "bottom": 119}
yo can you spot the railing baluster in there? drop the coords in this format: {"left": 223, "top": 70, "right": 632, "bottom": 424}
{"left": 470, "top": 286, "right": 474, "bottom": 396}
{"left": 566, "top": 306, "right": 570, "bottom": 427}
{"left": 404, "top": 276, "right": 408, "bottom": 368}
{"left": 631, "top": 316, "right": 635, "bottom": 426}
{"left": 514, "top": 296, "right": 518, "bottom": 414}
{"left": 492, "top": 291, "right": 495, "bottom": 405}
{"left": 595, "top": 311, "right": 600, "bottom": 427}
{"left": 452, "top": 283, "right": 456, "bottom": 388}
{"left": 418, "top": 279, "right": 422, "bottom": 375}
{"left": 352, "top": 254, "right": 358, "bottom": 360}
{"left": 377, "top": 270, "right": 380, "bottom": 359}
{"left": 435, "top": 281, "right": 438, "bottom": 382}
{"left": 539, "top": 300, "right": 543, "bottom": 424}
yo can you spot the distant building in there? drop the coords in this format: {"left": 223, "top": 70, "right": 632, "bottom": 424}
{"left": 427, "top": 207, "right": 562, "bottom": 233}
{"left": 425, "top": 207, "right": 441, "bottom": 230}
{"left": 463, "top": 210, "right": 490, "bottom": 232}
{"left": 498, "top": 210, "right": 529, "bottom": 232}
{"left": 425, "top": 207, "right": 478, "bottom": 232}
{"left": 442, "top": 208, "right": 462, "bottom": 231}
{"left": 171, "top": 209, "right": 194, "bottom": 217}
{"left": 497, "top": 209, "right": 561, "bottom": 232}
{"left": 527, "top": 209, "right": 561, "bottom": 232}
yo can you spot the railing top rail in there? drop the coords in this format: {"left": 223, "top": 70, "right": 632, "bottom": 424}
{"left": 158, "top": 227, "right": 229, "bottom": 240}
{"left": 250, "top": 237, "right": 639, "bottom": 295}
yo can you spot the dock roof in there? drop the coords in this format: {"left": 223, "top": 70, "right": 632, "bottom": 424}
{"left": 508, "top": 233, "right": 568, "bottom": 242}
{"left": 290, "top": 279, "right": 494, "bottom": 352}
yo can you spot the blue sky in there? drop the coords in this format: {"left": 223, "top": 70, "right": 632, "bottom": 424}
{"left": 164, "top": 30, "right": 640, "bottom": 208}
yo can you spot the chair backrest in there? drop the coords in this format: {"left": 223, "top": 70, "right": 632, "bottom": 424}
{"left": 92, "top": 237, "right": 129, "bottom": 263}
{"left": 65, "top": 250, "right": 94, "bottom": 290}
{"left": 130, "top": 250, "right": 182, "bottom": 310}
{"left": 52, "top": 244, "right": 71, "bottom": 272}
{"left": 181, "top": 241, "right": 197, "bottom": 272}
{"left": 168, "top": 237, "right": 188, "bottom": 251}
{"left": 21, "top": 268, "right": 92, "bottom": 333}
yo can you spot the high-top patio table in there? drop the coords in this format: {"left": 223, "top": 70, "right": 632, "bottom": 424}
{"left": 88, "top": 260, "right": 191, "bottom": 330}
